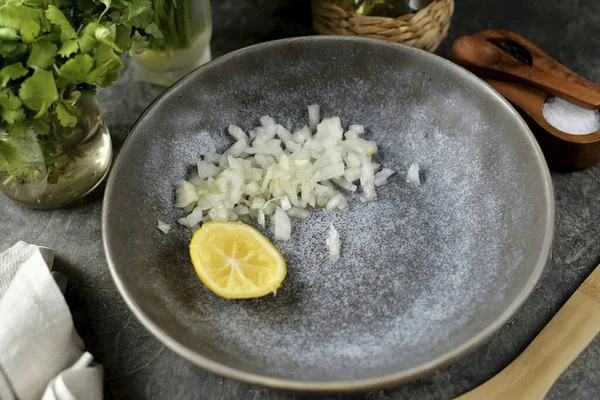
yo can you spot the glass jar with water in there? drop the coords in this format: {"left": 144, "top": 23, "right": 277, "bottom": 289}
{"left": 133, "top": 0, "right": 213, "bottom": 87}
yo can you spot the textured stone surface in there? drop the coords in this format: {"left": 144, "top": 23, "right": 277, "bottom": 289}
{"left": 1, "top": 0, "right": 599, "bottom": 399}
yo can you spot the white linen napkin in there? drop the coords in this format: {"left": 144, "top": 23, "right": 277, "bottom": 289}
{"left": 0, "top": 241, "right": 103, "bottom": 400}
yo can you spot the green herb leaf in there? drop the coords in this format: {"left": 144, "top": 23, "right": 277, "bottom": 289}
{"left": 56, "top": 101, "right": 78, "bottom": 127}
{"left": 58, "top": 54, "right": 94, "bottom": 83}
{"left": 45, "top": 5, "right": 77, "bottom": 42}
{"left": 58, "top": 39, "right": 79, "bottom": 57}
{"left": 31, "top": 118, "right": 50, "bottom": 135}
{"left": 0, "top": 63, "right": 28, "bottom": 87}
{"left": 126, "top": 0, "right": 153, "bottom": 28}
{"left": 7, "top": 122, "right": 29, "bottom": 138}
{"left": 78, "top": 22, "right": 98, "bottom": 54}
{"left": 0, "top": 139, "right": 21, "bottom": 169}
{"left": 0, "top": 43, "right": 26, "bottom": 59}
{"left": 0, "top": 27, "right": 19, "bottom": 41}
{"left": 129, "top": 30, "right": 149, "bottom": 55}
{"left": 18, "top": 69, "right": 58, "bottom": 115}
{"left": 95, "top": 24, "right": 121, "bottom": 52}
{"left": 0, "top": 88, "right": 25, "bottom": 124}
{"left": 0, "top": 5, "right": 29, "bottom": 30}
{"left": 88, "top": 43, "right": 123, "bottom": 86}
{"left": 20, "top": 18, "right": 41, "bottom": 42}
{"left": 145, "top": 22, "right": 163, "bottom": 39}
{"left": 27, "top": 38, "right": 58, "bottom": 69}
{"left": 115, "top": 23, "right": 132, "bottom": 51}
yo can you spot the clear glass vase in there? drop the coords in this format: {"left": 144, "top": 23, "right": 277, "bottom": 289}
{"left": 133, "top": 0, "right": 213, "bottom": 87}
{"left": 0, "top": 98, "right": 112, "bottom": 209}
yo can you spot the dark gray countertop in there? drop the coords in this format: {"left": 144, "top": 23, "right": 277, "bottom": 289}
{"left": 1, "top": 0, "right": 600, "bottom": 399}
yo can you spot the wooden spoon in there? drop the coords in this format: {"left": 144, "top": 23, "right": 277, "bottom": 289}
{"left": 451, "top": 30, "right": 600, "bottom": 170}
{"left": 452, "top": 35, "right": 600, "bottom": 109}
{"left": 456, "top": 262, "right": 600, "bottom": 400}
{"left": 483, "top": 78, "right": 600, "bottom": 170}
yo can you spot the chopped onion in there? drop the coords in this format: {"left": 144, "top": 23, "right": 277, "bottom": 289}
{"left": 186, "top": 206, "right": 204, "bottom": 226}
{"left": 175, "top": 181, "right": 200, "bottom": 208}
{"left": 197, "top": 160, "right": 220, "bottom": 179}
{"left": 157, "top": 220, "right": 171, "bottom": 234}
{"left": 407, "top": 163, "right": 420, "bottom": 186}
{"left": 326, "top": 223, "right": 340, "bottom": 261}
{"left": 349, "top": 124, "right": 365, "bottom": 134}
{"left": 223, "top": 139, "right": 247, "bottom": 158}
{"left": 228, "top": 124, "right": 248, "bottom": 141}
{"left": 308, "top": 104, "right": 320, "bottom": 130}
{"left": 204, "top": 152, "right": 220, "bottom": 164}
{"left": 374, "top": 168, "right": 395, "bottom": 187}
{"left": 274, "top": 207, "right": 291, "bottom": 241}
{"left": 174, "top": 105, "right": 397, "bottom": 242}
{"left": 360, "top": 161, "right": 376, "bottom": 202}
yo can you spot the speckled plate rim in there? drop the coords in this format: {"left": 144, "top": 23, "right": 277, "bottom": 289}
{"left": 102, "top": 36, "right": 555, "bottom": 392}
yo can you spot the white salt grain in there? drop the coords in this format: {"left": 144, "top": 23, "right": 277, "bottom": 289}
{"left": 542, "top": 97, "right": 600, "bottom": 135}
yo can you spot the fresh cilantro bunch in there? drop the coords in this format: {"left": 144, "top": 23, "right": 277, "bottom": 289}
{"left": 0, "top": 0, "right": 163, "bottom": 184}
{"left": 0, "top": 0, "right": 163, "bottom": 133}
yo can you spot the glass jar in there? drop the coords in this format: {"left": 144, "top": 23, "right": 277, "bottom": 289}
{"left": 332, "top": 0, "right": 435, "bottom": 17}
{"left": 133, "top": 0, "right": 213, "bottom": 87}
{"left": 0, "top": 98, "right": 112, "bottom": 208}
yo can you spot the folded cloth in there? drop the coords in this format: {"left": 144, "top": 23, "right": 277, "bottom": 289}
{"left": 0, "top": 242, "right": 103, "bottom": 400}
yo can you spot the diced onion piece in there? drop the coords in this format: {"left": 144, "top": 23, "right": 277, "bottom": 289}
{"left": 276, "top": 125, "right": 293, "bottom": 142}
{"left": 337, "top": 196, "right": 349, "bottom": 211}
{"left": 177, "top": 217, "right": 191, "bottom": 227}
{"left": 175, "top": 181, "right": 200, "bottom": 208}
{"left": 360, "top": 161, "right": 376, "bottom": 201}
{"left": 251, "top": 197, "right": 266, "bottom": 209}
{"left": 326, "top": 194, "right": 344, "bottom": 211}
{"left": 197, "top": 160, "right": 220, "bottom": 179}
{"left": 198, "top": 193, "right": 225, "bottom": 210}
{"left": 228, "top": 124, "right": 248, "bottom": 141}
{"left": 274, "top": 207, "right": 291, "bottom": 241}
{"left": 326, "top": 223, "right": 341, "bottom": 261}
{"left": 332, "top": 177, "right": 357, "bottom": 192}
{"left": 308, "top": 104, "right": 320, "bottom": 130}
{"left": 406, "top": 163, "right": 420, "bottom": 186}
{"left": 374, "top": 168, "right": 395, "bottom": 187}
{"left": 314, "top": 161, "right": 345, "bottom": 181}
{"left": 260, "top": 115, "right": 275, "bottom": 127}
{"left": 293, "top": 126, "right": 311, "bottom": 143}
{"left": 224, "top": 139, "right": 247, "bottom": 158}
{"left": 204, "top": 152, "right": 220, "bottom": 164}
{"left": 257, "top": 210, "right": 266, "bottom": 227}
{"left": 157, "top": 220, "right": 171, "bottom": 234}
{"left": 287, "top": 207, "right": 311, "bottom": 219}
{"left": 280, "top": 196, "right": 292, "bottom": 211}
{"left": 186, "top": 206, "right": 204, "bottom": 226}
{"left": 234, "top": 205, "right": 250, "bottom": 215}
{"left": 349, "top": 124, "right": 364, "bottom": 134}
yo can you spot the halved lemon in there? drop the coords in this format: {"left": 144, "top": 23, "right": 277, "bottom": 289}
{"left": 189, "top": 221, "right": 287, "bottom": 299}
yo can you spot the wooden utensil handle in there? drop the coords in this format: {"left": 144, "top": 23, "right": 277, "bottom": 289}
{"left": 457, "top": 264, "right": 600, "bottom": 400}
{"left": 491, "top": 64, "right": 600, "bottom": 109}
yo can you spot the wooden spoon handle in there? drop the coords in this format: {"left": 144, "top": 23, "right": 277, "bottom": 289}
{"left": 456, "top": 263, "right": 600, "bottom": 400}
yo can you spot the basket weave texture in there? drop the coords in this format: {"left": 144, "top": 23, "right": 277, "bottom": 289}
{"left": 312, "top": 0, "right": 455, "bottom": 52}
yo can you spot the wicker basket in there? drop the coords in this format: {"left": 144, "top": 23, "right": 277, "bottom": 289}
{"left": 311, "top": 0, "right": 454, "bottom": 53}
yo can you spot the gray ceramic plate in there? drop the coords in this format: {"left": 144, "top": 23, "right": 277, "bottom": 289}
{"left": 102, "top": 37, "right": 554, "bottom": 392}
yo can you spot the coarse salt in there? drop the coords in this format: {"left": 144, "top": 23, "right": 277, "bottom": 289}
{"left": 542, "top": 97, "right": 600, "bottom": 135}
